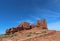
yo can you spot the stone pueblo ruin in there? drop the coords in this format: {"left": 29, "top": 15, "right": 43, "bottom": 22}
{"left": 6, "top": 19, "right": 47, "bottom": 35}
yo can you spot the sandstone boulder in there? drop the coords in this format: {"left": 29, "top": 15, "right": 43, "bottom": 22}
{"left": 6, "top": 27, "right": 18, "bottom": 34}
{"left": 6, "top": 28, "right": 11, "bottom": 35}
{"left": 10, "top": 27, "right": 18, "bottom": 34}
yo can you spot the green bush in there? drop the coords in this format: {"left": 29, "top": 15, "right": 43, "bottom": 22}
{"left": 9, "top": 33, "right": 16, "bottom": 37}
{"left": 0, "top": 34, "right": 7, "bottom": 38}
{"left": 32, "top": 32, "right": 36, "bottom": 34}
{"left": 26, "top": 32, "right": 36, "bottom": 37}
{"left": 26, "top": 32, "right": 32, "bottom": 37}
{"left": 41, "top": 30, "right": 46, "bottom": 34}
{"left": 0, "top": 33, "right": 16, "bottom": 39}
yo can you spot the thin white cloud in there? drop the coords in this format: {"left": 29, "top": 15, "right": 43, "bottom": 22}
{"left": 36, "top": 9, "right": 60, "bottom": 18}
{"left": 44, "top": 9, "right": 60, "bottom": 17}
{"left": 32, "top": 0, "right": 60, "bottom": 18}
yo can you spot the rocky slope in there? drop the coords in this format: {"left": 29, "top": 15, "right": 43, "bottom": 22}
{"left": 0, "top": 19, "right": 60, "bottom": 41}
{"left": 1, "top": 30, "right": 60, "bottom": 41}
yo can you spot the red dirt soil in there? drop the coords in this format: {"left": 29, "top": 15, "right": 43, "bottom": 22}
{"left": 1, "top": 30, "right": 60, "bottom": 41}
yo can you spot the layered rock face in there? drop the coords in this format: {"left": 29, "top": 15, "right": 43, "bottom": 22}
{"left": 6, "top": 27, "right": 18, "bottom": 34}
{"left": 6, "top": 19, "right": 48, "bottom": 34}
{"left": 37, "top": 19, "right": 47, "bottom": 29}
{"left": 18, "top": 22, "right": 31, "bottom": 30}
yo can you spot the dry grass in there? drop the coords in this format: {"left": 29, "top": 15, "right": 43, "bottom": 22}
{"left": 26, "top": 29, "right": 46, "bottom": 37}
{"left": 0, "top": 33, "right": 16, "bottom": 39}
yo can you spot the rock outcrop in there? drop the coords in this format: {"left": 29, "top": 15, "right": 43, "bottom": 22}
{"left": 18, "top": 22, "right": 31, "bottom": 30}
{"left": 6, "top": 19, "right": 48, "bottom": 34}
{"left": 37, "top": 19, "right": 47, "bottom": 29}
{"left": 6, "top": 27, "right": 18, "bottom": 34}
{"left": 41, "top": 19, "right": 47, "bottom": 29}
{"left": 6, "top": 28, "right": 11, "bottom": 35}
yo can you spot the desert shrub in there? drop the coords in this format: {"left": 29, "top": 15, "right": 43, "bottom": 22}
{"left": 26, "top": 32, "right": 32, "bottom": 37}
{"left": 26, "top": 32, "right": 36, "bottom": 37}
{"left": 32, "top": 32, "right": 36, "bottom": 34}
{"left": 0, "top": 34, "right": 6, "bottom": 41}
{"left": 0, "top": 33, "right": 16, "bottom": 39}
{"left": 9, "top": 33, "right": 16, "bottom": 37}
{"left": 41, "top": 29, "right": 46, "bottom": 34}
{"left": 0, "top": 34, "right": 7, "bottom": 38}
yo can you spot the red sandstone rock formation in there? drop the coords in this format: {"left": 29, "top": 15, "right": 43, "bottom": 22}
{"left": 37, "top": 20, "right": 41, "bottom": 25}
{"left": 6, "top": 19, "right": 48, "bottom": 34}
{"left": 17, "top": 27, "right": 24, "bottom": 31}
{"left": 41, "top": 19, "right": 47, "bottom": 29}
{"left": 30, "top": 24, "right": 37, "bottom": 28}
{"left": 37, "top": 19, "right": 47, "bottom": 29}
{"left": 6, "top": 27, "right": 18, "bottom": 34}
{"left": 10, "top": 27, "right": 18, "bottom": 34}
{"left": 6, "top": 28, "right": 11, "bottom": 34}
{"left": 18, "top": 22, "right": 31, "bottom": 30}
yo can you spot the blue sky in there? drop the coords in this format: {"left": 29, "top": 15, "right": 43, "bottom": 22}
{"left": 0, "top": 0, "right": 60, "bottom": 34}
